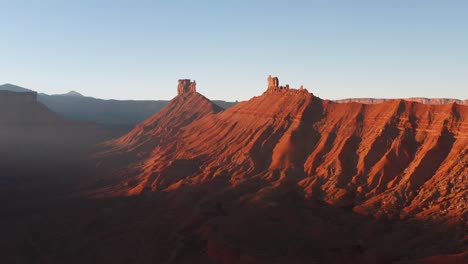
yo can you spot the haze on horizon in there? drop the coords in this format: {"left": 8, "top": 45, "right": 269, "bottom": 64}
{"left": 1, "top": 0, "right": 467, "bottom": 101}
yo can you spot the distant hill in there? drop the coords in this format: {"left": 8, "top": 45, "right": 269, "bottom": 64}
{"left": 0, "top": 84, "right": 236, "bottom": 125}
{"left": 58, "top": 90, "right": 84, "bottom": 97}
{"left": 38, "top": 93, "right": 170, "bottom": 126}
{"left": 0, "top": 83, "right": 33, "bottom": 93}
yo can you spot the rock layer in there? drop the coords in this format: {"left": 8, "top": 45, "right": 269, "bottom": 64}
{"left": 335, "top": 97, "right": 468, "bottom": 105}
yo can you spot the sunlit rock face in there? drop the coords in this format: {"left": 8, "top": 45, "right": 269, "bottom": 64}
{"left": 95, "top": 76, "right": 467, "bottom": 263}
{"left": 177, "top": 79, "right": 197, "bottom": 95}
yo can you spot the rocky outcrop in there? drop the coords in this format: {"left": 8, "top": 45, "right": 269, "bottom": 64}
{"left": 267, "top": 75, "right": 279, "bottom": 89}
{"left": 177, "top": 79, "right": 196, "bottom": 95}
{"left": 266, "top": 75, "right": 308, "bottom": 93}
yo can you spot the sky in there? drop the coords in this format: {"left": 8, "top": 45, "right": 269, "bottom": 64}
{"left": 1, "top": 0, "right": 467, "bottom": 101}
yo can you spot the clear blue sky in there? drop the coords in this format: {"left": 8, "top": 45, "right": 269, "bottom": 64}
{"left": 1, "top": 0, "right": 467, "bottom": 101}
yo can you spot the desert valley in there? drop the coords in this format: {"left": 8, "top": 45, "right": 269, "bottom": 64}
{"left": 0, "top": 77, "right": 466, "bottom": 264}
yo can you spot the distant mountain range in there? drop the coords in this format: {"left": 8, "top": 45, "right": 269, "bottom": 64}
{"left": 0, "top": 84, "right": 237, "bottom": 126}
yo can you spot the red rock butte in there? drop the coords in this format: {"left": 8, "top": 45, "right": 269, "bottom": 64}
{"left": 177, "top": 79, "right": 197, "bottom": 95}
{"left": 100, "top": 75, "right": 467, "bottom": 220}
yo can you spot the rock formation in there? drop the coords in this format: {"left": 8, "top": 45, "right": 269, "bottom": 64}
{"left": 110, "top": 89, "right": 223, "bottom": 160}
{"left": 94, "top": 78, "right": 467, "bottom": 263}
{"left": 266, "top": 75, "right": 307, "bottom": 93}
{"left": 267, "top": 75, "right": 279, "bottom": 89}
{"left": 5, "top": 77, "right": 462, "bottom": 264}
{"left": 177, "top": 79, "right": 197, "bottom": 95}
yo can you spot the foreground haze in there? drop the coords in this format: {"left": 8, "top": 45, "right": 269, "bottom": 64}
{"left": 1, "top": 77, "right": 466, "bottom": 263}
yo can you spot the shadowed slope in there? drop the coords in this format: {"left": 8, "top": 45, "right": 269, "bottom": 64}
{"left": 0, "top": 91, "right": 121, "bottom": 160}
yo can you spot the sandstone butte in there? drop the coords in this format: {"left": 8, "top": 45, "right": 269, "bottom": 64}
{"left": 93, "top": 77, "right": 467, "bottom": 263}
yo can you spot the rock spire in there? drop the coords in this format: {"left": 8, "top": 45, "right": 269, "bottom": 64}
{"left": 177, "top": 79, "right": 197, "bottom": 95}
{"left": 266, "top": 75, "right": 308, "bottom": 93}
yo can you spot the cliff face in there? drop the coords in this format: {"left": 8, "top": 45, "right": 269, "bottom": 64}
{"left": 0, "top": 90, "right": 61, "bottom": 125}
{"left": 101, "top": 78, "right": 467, "bottom": 219}
{"left": 95, "top": 77, "right": 467, "bottom": 263}
{"left": 334, "top": 97, "right": 468, "bottom": 105}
